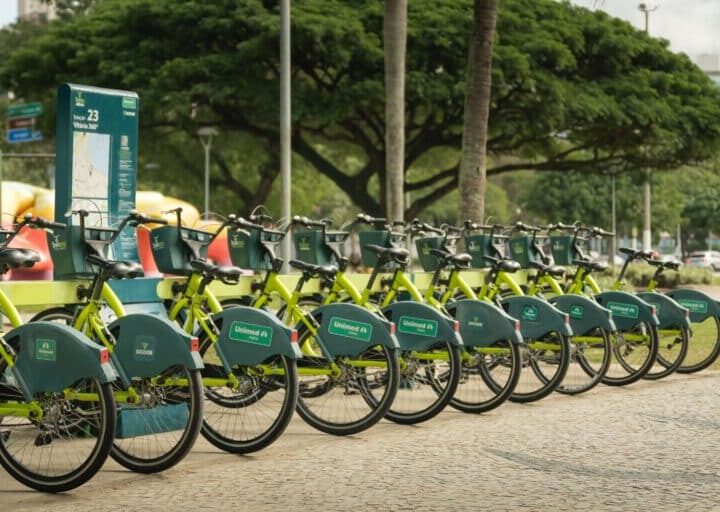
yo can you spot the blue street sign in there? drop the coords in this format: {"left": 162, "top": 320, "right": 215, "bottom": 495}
{"left": 6, "top": 128, "right": 43, "bottom": 143}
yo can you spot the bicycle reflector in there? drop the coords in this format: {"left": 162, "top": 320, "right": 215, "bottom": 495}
{"left": 514, "top": 320, "right": 521, "bottom": 332}
{"left": 564, "top": 314, "right": 570, "bottom": 326}
{"left": 389, "top": 322, "right": 396, "bottom": 335}
{"left": 100, "top": 348, "right": 110, "bottom": 364}
{"left": 190, "top": 337, "right": 200, "bottom": 352}
{"left": 453, "top": 320, "right": 460, "bottom": 332}
{"left": 291, "top": 330, "right": 298, "bottom": 343}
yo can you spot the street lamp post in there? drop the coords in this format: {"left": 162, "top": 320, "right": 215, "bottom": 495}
{"left": 197, "top": 126, "right": 219, "bottom": 219}
{"left": 639, "top": 3, "right": 658, "bottom": 250}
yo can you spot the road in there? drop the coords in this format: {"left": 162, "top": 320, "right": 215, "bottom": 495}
{"left": 2, "top": 370, "right": 719, "bottom": 512}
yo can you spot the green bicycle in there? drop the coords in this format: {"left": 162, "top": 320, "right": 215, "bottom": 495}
{"left": 0, "top": 216, "right": 116, "bottom": 492}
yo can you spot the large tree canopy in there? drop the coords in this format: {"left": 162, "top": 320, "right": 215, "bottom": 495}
{"left": 2, "top": 0, "right": 719, "bottom": 217}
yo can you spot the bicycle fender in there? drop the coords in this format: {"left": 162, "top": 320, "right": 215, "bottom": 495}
{"left": 636, "top": 292, "right": 691, "bottom": 330}
{"left": 213, "top": 306, "right": 302, "bottom": 366}
{"left": 445, "top": 299, "right": 522, "bottom": 347}
{"left": 500, "top": 296, "right": 573, "bottom": 339}
{"left": 381, "top": 302, "right": 463, "bottom": 351}
{"left": 594, "top": 291, "right": 659, "bottom": 330}
{"left": 310, "top": 303, "right": 399, "bottom": 357}
{"left": 550, "top": 294, "right": 616, "bottom": 335}
{"left": 6, "top": 321, "right": 117, "bottom": 400}
{"left": 666, "top": 288, "right": 720, "bottom": 323}
{"left": 108, "top": 313, "right": 204, "bottom": 379}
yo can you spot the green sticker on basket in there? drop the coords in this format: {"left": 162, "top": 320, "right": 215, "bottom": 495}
{"left": 677, "top": 299, "right": 708, "bottom": 314}
{"left": 569, "top": 305, "right": 584, "bottom": 319}
{"left": 297, "top": 236, "right": 311, "bottom": 252}
{"left": 35, "top": 339, "right": 56, "bottom": 361}
{"left": 607, "top": 302, "right": 639, "bottom": 319}
{"left": 398, "top": 316, "right": 438, "bottom": 337}
{"left": 328, "top": 317, "right": 373, "bottom": 342}
{"left": 151, "top": 235, "right": 165, "bottom": 251}
{"left": 229, "top": 321, "right": 273, "bottom": 346}
{"left": 133, "top": 336, "right": 157, "bottom": 362}
{"left": 521, "top": 305, "right": 539, "bottom": 321}
{"left": 229, "top": 234, "right": 246, "bottom": 249}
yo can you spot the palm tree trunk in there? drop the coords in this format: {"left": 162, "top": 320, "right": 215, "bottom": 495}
{"left": 458, "top": 0, "right": 500, "bottom": 223}
{"left": 383, "top": 0, "right": 407, "bottom": 221}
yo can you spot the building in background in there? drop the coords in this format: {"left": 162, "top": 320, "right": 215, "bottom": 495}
{"left": 17, "top": 0, "right": 57, "bottom": 23}
{"left": 695, "top": 53, "right": 720, "bottom": 86}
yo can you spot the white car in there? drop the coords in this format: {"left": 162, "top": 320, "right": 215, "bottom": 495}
{"left": 685, "top": 251, "right": 720, "bottom": 271}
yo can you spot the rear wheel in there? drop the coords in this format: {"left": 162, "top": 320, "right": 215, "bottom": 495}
{"left": 449, "top": 341, "right": 521, "bottom": 413}
{"left": 0, "top": 371, "right": 115, "bottom": 493}
{"left": 602, "top": 321, "right": 659, "bottom": 386}
{"left": 384, "top": 340, "right": 462, "bottom": 424}
{"left": 678, "top": 315, "right": 720, "bottom": 373}
{"left": 505, "top": 331, "right": 571, "bottom": 403}
{"left": 644, "top": 324, "right": 689, "bottom": 380}
{"left": 199, "top": 333, "right": 299, "bottom": 453}
{"left": 294, "top": 321, "right": 400, "bottom": 435}
{"left": 556, "top": 327, "right": 612, "bottom": 395}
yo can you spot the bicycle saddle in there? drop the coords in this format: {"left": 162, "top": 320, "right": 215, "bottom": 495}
{"left": 572, "top": 259, "right": 608, "bottom": 272}
{"left": 646, "top": 259, "right": 681, "bottom": 271}
{"left": 190, "top": 259, "right": 242, "bottom": 283}
{"left": 528, "top": 260, "right": 565, "bottom": 277}
{"left": 364, "top": 244, "right": 410, "bottom": 265}
{"left": 619, "top": 247, "right": 653, "bottom": 259}
{"left": 87, "top": 254, "right": 144, "bottom": 279}
{"left": 0, "top": 248, "right": 41, "bottom": 270}
{"left": 288, "top": 259, "right": 338, "bottom": 279}
{"left": 483, "top": 256, "right": 521, "bottom": 273}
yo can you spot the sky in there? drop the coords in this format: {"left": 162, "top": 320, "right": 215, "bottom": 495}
{"left": 0, "top": 0, "right": 717, "bottom": 57}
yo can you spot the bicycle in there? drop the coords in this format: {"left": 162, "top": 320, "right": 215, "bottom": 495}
{"left": 221, "top": 214, "right": 401, "bottom": 434}
{"left": 457, "top": 221, "right": 615, "bottom": 396}
{"left": 32, "top": 210, "right": 205, "bottom": 473}
{"left": 0, "top": 215, "right": 116, "bottom": 492}
{"left": 552, "top": 223, "right": 661, "bottom": 385}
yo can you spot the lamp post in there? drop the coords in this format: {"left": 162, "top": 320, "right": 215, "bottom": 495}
{"left": 639, "top": 2, "right": 658, "bottom": 250}
{"left": 197, "top": 126, "right": 218, "bottom": 219}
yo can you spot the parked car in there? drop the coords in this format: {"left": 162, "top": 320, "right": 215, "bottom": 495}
{"left": 685, "top": 251, "right": 720, "bottom": 271}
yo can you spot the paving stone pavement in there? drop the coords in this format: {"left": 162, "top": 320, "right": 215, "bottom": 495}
{"left": 2, "top": 371, "right": 719, "bottom": 512}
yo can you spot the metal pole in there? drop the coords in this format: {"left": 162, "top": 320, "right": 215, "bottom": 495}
{"left": 639, "top": 3, "right": 657, "bottom": 251}
{"left": 204, "top": 136, "right": 211, "bottom": 218}
{"left": 280, "top": 0, "right": 292, "bottom": 267}
{"left": 611, "top": 173, "right": 617, "bottom": 272}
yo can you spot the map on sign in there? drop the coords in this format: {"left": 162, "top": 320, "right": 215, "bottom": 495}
{"left": 71, "top": 131, "right": 111, "bottom": 226}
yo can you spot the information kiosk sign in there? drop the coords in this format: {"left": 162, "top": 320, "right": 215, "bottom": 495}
{"left": 55, "top": 84, "right": 139, "bottom": 261}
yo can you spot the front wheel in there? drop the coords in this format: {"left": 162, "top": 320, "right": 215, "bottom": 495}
{"left": 602, "top": 321, "right": 659, "bottom": 386}
{"left": 644, "top": 324, "right": 689, "bottom": 380}
{"left": 0, "top": 376, "right": 116, "bottom": 493}
{"left": 505, "top": 331, "right": 571, "bottom": 403}
{"left": 678, "top": 315, "right": 720, "bottom": 373}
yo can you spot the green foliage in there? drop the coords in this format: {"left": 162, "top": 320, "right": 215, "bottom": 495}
{"left": 1, "top": 0, "right": 719, "bottom": 219}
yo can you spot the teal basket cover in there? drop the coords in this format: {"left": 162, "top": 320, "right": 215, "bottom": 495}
{"left": 150, "top": 225, "right": 210, "bottom": 275}
{"left": 415, "top": 237, "right": 446, "bottom": 272}
{"left": 463, "top": 234, "right": 493, "bottom": 269}
{"left": 48, "top": 226, "right": 116, "bottom": 279}
{"left": 227, "top": 226, "right": 284, "bottom": 270}
{"left": 550, "top": 235, "right": 585, "bottom": 266}
{"left": 507, "top": 236, "right": 544, "bottom": 269}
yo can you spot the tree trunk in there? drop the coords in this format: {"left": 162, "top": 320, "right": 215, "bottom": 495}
{"left": 458, "top": 0, "right": 500, "bottom": 223}
{"left": 383, "top": 0, "right": 407, "bottom": 221}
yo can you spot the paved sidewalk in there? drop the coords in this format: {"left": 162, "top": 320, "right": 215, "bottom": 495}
{"left": 2, "top": 371, "right": 719, "bottom": 512}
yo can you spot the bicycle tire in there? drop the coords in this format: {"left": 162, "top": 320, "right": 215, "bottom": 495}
{"left": 602, "top": 321, "right": 659, "bottom": 386}
{"left": 198, "top": 331, "right": 299, "bottom": 453}
{"left": 383, "top": 340, "right": 461, "bottom": 424}
{"left": 31, "top": 308, "right": 205, "bottom": 473}
{"left": 555, "top": 327, "right": 612, "bottom": 395}
{"left": 449, "top": 341, "right": 521, "bottom": 413}
{"left": 0, "top": 372, "right": 116, "bottom": 493}
{"left": 294, "top": 319, "right": 400, "bottom": 435}
{"left": 678, "top": 314, "right": 720, "bottom": 373}
{"left": 643, "top": 323, "right": 689, "bottom": 380}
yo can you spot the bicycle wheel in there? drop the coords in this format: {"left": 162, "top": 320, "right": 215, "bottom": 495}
{"left": 449, "top": 341, "right": 521, "bottom": 413}
{"left": 602, "top": 321, "right": 659, "bottom": 386}
{"left": 199, "top": 333, "right": 299, "bottom": 453}
{"left": 32, "top": 308, "right": 205, "bottom": 473}
{"left": 110, "top": 366, "right": 203, "bottom": 473}
{"left": 0, "top": 370, "right": 116, "bottom": 493}
{"left": 384, "top": 340, "right": 461, "bottom": 424}
{"left": 678, "top": 314, "right": 720, "bottom": 373}
{"left": 556, "top": 327, "right": 612, "bottom": 395}
{"left": 294, "top": 321, "right": 400, "bottom": 435}
{"left": 505, "top": 331, "right": 571, "bottom": 403}
{"left": 644, "top": 324, "right": 689, "bottom": 380}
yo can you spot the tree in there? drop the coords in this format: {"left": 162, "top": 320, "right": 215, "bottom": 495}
{"left": 383, "top": 0, "right": 407, "bottom": 221}
{"left": 458, "top": 0, "right": 500, "bottom": 222}
{"left": 2, "top": 0, "right": 719, "bottom": 217}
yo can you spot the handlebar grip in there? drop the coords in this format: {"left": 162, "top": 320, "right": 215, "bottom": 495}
{"left": 147, "top": 217, "right": 169, "bottom": 225}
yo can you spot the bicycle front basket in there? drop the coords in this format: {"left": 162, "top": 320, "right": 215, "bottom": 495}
{"left": 150, "top": 225, "right": 210, "bottom": 275}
